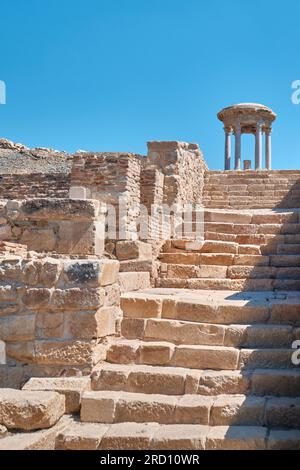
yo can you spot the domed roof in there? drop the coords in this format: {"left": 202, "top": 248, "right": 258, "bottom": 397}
{"left": 217, "top": 103, "right": 276, "bottom": 122}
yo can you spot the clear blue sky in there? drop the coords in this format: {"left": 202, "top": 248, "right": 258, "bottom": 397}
{"left": 0, "top": 0, "right": 300, "bottom": 169}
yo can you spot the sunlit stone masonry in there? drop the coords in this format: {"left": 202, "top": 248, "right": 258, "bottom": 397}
{"left": 0, "top": 105, "right": 300, "bottom": 450}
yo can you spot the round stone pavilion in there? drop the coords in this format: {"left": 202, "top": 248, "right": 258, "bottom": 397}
{"left": 217, "top": 103, "right": 276, "bottom": 171}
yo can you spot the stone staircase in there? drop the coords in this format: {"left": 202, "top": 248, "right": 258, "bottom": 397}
{"left": 158, "top": 209, "right": 300, "bottom": 291}
{"left": 203, "top": 171, "right": 300, "bottom": 209}
{"left": 52, "top": 289, "right": 300, "bottom": 450}
{"left": 1, "top": 209, "right": 299, "bottom": 449}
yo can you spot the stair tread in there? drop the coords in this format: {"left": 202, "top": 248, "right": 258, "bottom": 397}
{"left": 55, "top": 417, "right": 300, "bottom": 450}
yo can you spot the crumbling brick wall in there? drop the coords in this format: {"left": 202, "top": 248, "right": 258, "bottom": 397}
{"left": 70, "top": 152, "right": 142, "bottom": 240}
{"left": 0, "top": 174, "right": 71, "bottom": 199}
{"left": 0, "top": 256, "right": 120, "bottom": 388}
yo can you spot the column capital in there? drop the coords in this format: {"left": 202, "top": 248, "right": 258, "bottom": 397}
{"left": 256, "top": 122, "right": 263, "bottom": 132}
{"left": 265, "top": 127, "right": 272, "bottom": 135}
{"left": 224, "top": 126, "right": 233, "bottom": 134}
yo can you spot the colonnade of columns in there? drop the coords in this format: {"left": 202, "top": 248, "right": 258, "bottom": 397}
{"left": 224, "top": 124, "right": 272, "bottom": 171}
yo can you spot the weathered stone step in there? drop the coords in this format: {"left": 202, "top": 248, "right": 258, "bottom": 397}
{"left": 161, "top": 263, "right": 300, "bottom": 281}
{"left": 80, "top": 391, "right": 300, "bottom": 427}
{"left": 91, "top": 363, "right": 300, "bottom": 397}
{"left": 203, "top": 210, "right": 299, "bottom": 224}
{"left": 107, "top": 340, "right": 239, "bottom": 370}
{"left": 0, "top": 388, "right": 65, "bottom": 431}
{"left": 107, "top": 339, "right": 296, "bottom": 370}
{"left": 121, "top": 317, "right": 294, "bottom": 348}
{"left": 91, "top": 363, "right": 249, "bottom": 395}
{"left": 239, "top": 348, "right": 295, "bottom": 369}
{"left": 0, "top": 415, "right": 73, "bottom": 450}
{"left": 161, "top": 253, "right": 300, "bottom": 267}
{"left": 55, "top": 418, "right": 300, "bottom": 450}
{"left": 157, "top": 277, "right": 300, "bottom": 291}
{"left": 204, "top": 222, "right": 300, "bottom": 235}
{"left": 22, "top": 377, "right": 91, "bottom": 413}
{"left": 121, "top": 290, "right": 300, "bottom": 325}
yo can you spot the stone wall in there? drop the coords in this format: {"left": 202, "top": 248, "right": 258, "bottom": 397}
{"left": 147, "top": 141, "right": 208, "bottom": 206}
{"left": 0, "top": 174, "right": 70, "bottom": 200}
{"left": 0, "top": 255, "right": 120, "bottom": 388}
{"left": 70, "top": 152, "right": 142, "bottom": 240}
{"left": 203, "top": 170, "right": 300, "bottom": 209}
{"left": 0, "top": 198, "right": 106, "bottom": 255}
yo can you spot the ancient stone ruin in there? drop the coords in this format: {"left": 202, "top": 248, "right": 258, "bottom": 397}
{"left": 0, "top": 104, "right": 300, "bottom": 450}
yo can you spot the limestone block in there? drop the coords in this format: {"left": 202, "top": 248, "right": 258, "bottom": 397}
{"left": 198, "top": 370, "right": 250, "bottom": 396}
{"left": 56, "top": 421, "right": 109, "bottom": 450}
{"left": 19, "top": 198, "right": 98, "bottom": 221}
{"left": 268, "top": 430, "right": 300, "bottom": 450}
{"left": 127, "top": 366, "right": 186, "bottom": 395}
{"left": 6, "top": 341, "right": 35, "bottom": 362}
{"left": 39, "top": 259, "right": 62, "bottom": 286}
{"left": 81, "top": 391, "right": 118, "bottom": 423}
{"left": 34, "top": 340, "right": 96, "bottom": 365}
{"left": 121, "top": 295, "right": 162, "bottom": 318}
{"left": 119, "top": 260, "right": 157, "bottom": 276}
{"left": 63, "top": 260, "right": 119, "bottom": 288}
{"left": 171, "top": 345, "right": 239, "bottom": 370}
{"left": 175, "top": 395, "right": 212, "bottom": 424}
{"left": 251, "top": 369, "right": 300, "bottom": 397}
{"left": 104, "top": 283, "right": 121, "bottom": 306}
{"left": 65, "top": 307, "right": 120, "bottom": 339}
{"left": 116, "top": 241, "right": 152, "bottom": 261}
{"left": 139, "top": 342, "right": 174, "bottom": 366}
{"left": 206, "top": 425, "right": 267, "bottom": 450}
{"left": 265, "top": 397, "right": 300, "bottom": 428}
{"left": 99, "top": 422, "right": 159, "bottom": 450}
{"left": 0, "top": 314, "right": 35, "bottom": 341}
{"left": 95, "top": 306, "right": 120, "bottom": 337}
{"left": 0, "top": 388, "right": 65, "bottom": 431}
{"left": 115, "top": 392, "right": 177, "bottom": 424}
{"left": 57, "top": 221, "right": 97, "bottom": 254}
{"left": 23, "top": 377, "right": 90, "bottom": 413}
{"left": 21, "top": 288, "right": 51, "bottom": 309}
{"left": 143, "top": 319, "right": 224, "bottom": 346}
{"left": 151, "top": 424, "right": 207, "bottom": 450}
{"left": 50, "top": 288, "right": 104, "bottom": 311}
{"left": 0, "top": 415, "right": 73, "bottom": 450}
{"left": 91, "top": 364, "right": 131, "bottom": 392}
{"left": 121, "top": 318, "right": 146, "bottom": 339}
{"left": 107, "top": 341, "right": 139, "bottom": 364}
{"left": 118, "top": 272, "right": 150, "bottom": 292}
{"left": 210, "top": 395, "right": 265, "bottom": 426}
{"left": 36, "top": 313, "right": 64, "bottom": 339}
{"left": 20, "top": 229, "right": 56, "bottom": 252}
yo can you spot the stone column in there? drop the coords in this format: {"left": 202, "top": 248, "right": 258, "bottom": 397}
{"left": 224, "top": 127, "right": 232, "bottom": 170}
{"left": 234, "top": 124, "right": 241, "bottom": 170}
{"left": 255, "top": 122, "right": 263, "bottom": 170}
{"left": 265, "top": 127, "right": 272, "bottom": 170}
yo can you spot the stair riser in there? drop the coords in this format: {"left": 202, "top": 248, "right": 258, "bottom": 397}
{"left": 121, "top": 318, "right": 295, "bottom": 348}
{"left": 92, "top": 368, "right": 300, "bottom": 397}
{"left": 157, "top": 278, "right": 300, "bottom": 291}
{"left": 121, "top": 297, "right": 300, "bottom": 326}
{"left": 107, "top": 344, "right": 296, "bottom": 371}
